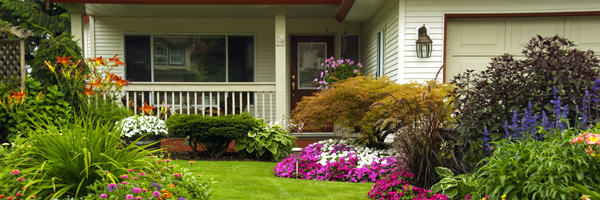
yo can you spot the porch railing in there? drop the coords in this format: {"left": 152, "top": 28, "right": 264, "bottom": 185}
{"left": 121, "top": 82, "right": 277, "bottom": 121}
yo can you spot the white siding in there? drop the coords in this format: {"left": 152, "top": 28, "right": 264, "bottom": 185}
{"left": 404, "top": 0, "right": 600, "bottom": 82}
{"left": 361, "top": 0, "right": 400, "bottom": 81}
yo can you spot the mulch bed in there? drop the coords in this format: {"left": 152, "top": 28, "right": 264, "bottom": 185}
{"left": 166, "top": 151, "right": 276, "bottom": 162}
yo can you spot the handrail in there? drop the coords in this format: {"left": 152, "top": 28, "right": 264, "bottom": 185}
{"left": 123, "top": 82, "right": 276, "bottom": 92}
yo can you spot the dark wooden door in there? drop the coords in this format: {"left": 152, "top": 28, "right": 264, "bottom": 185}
{"left": 290, "top": 36, "right": 334, "bottom": 132}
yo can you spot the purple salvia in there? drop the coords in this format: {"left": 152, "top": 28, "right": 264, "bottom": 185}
{"left": 482, "top": 127, "right": 491, "bottom": 151}
{"left": 541, "top": 111, "right": 553, "bottom": 136}
{"left": 558, "top": 105, "right": 569, "bottom": 131}
{"left": 503, "top": 121, "right": 511, "bottom": 142}
{"left": 583, "top": 90, "right": 590, "bottom": 130}
{"left": 511, "top": 109, "right": 519, "bottom": 138}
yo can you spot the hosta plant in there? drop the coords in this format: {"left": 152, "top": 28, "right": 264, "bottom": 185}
{"left": 430, "top": 167, "right": 480, "bottom": 199}
{"left": 235, "top": 119, "right": 297, "bottom": 161}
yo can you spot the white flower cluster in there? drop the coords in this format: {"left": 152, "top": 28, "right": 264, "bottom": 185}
{"left": 116, "top": 115, "right": 168, "bottom": 139}
{"left": 317, "top": 139, "right": 395, "bottom": 168}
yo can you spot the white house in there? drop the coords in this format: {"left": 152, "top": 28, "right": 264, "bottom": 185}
{"left": 51, "top": 0, "right": 600, "bottom": 128}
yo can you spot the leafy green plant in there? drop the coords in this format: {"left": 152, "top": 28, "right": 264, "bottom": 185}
{"left": 0, "top": 116, "right": 159, "bottom": 199}
{"left": 451, "top": 35, "right": 600, "bottom": 167}
{"left": 476, "top": 129, "right": 600, "bottom": 200}
{"left": 166, "top": 113, "right": 257, "bottom": 157}
{"left": 0, "top": 77, "right": 72, "bottom": 141}
{"left": 431, "top": 167, "right": 480, "bottom": 199}
{"left": 236, "top": 119, "right": 297, "bottom": 161}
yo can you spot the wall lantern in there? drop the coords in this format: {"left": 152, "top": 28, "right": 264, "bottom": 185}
{"left": 416, "top": 24, "right": 433, "bottom": 58}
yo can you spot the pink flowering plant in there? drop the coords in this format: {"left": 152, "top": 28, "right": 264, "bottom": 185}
{"left": 367, "top": 170, "right": 448, "bottom": 200}
{"left": 314, "top": 57, "right": 361, "bottom": 90}
{"left": 87, "top": 156, "right": 212, "bottom": 200}
{"left": 274, "top": 139, "right": 399, "bottom": 182}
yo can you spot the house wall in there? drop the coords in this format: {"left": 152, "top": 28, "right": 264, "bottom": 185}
{"left": 402, "top": 0, "right": 600, "bottom": 82}
{"left": 361, "top": 0, "right": 400, "bottom": 81}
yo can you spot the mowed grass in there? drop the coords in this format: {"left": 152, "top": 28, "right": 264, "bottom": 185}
{"left": 172, "top": 160, "right": 373, "bottom": 200}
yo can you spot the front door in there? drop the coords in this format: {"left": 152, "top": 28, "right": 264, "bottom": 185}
{"left": 290, "top": 36, "right": 334, "bottom": 132}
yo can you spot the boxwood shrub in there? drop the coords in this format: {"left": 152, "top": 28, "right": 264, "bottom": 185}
{"left": 166, "top": 112, "right": 257, "bottom": 157}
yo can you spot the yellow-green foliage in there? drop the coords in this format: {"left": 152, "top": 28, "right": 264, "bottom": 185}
{"left": 370, "top": 81, "right": 454, "bottom": 130}
{"left": 292, "top": 76, "right": 454, "bottom": 144}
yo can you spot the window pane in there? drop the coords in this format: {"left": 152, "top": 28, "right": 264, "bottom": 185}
{"left": 154, "top": 35, "right": 226, "bottom": 82}
{"left": 125, "top": 35, "right": 151, "bottom": 82}
{"left": 228, "top": 36, "right": 254, "bottom": 82}
{"left": 341, "top": 35, "right": 359, "bottom": 62}
{"left": 298, "top": 43, "right": 326, "bottom": 89}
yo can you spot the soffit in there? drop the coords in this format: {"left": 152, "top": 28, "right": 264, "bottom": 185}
{"left": 84, "top": 4, "right": 339, "bottom": 18}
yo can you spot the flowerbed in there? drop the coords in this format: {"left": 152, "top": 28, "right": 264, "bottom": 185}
{"left": 368, "top": 170, "right": 448, "bottom": 200}
{"left": 88, "top": 157, "right": 212, "bottom": 200}
{"left": 274, "top": 139, "right": 399, "bottom": 182}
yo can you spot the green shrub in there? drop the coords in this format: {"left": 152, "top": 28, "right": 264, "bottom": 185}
{"left": 30, "top": 29, "right": 83, "bottom": 88}
{"left": 236, "top": 119, "right": 297, "bottom": 161}
{"left": 0, "top": 77, "right": 72, "bottom": 142}
{"left": 84, "top": 100, "right": 133, "bottom": 128}
{"left": 166, "top": 113, "right": 257, "bottom": 157}
{"left": 476, "top": 129, "right": 600, "bottom": 200}
{"left": 0, "top": 116, "right": 159, "bottom": 199}
{"left": 451, "top": 35, "right": 600, "bottom": 166}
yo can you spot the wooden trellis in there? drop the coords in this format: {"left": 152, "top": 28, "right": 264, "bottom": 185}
{"left": 0, "top": 40, "right": 22, "bottom": 86}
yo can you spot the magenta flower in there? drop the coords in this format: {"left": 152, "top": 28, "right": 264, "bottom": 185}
{"left": 100, "top": 194, "right": 108, "bottom": 199}
{"left": 127, "top": 169, "right": 135, "bottom": 172}
{"left": 120, "top": 174, "right": 129, "bottom": 179}
{"left": 135, "top": 196, "right": 142, "bottom": 200}
{"left": 17, "top": 177, "right": 25, "bottom": 182}
{"left": 152, "top": 191, "right": 161, "bottom": 197}
{"left": 126, "top": 194, "right": 134, "bottom": 200}
{"left": 10, "top": 169, "right": 20, "bottom": 176}
{"left": 174, "top": 173, "right": 182, "bottom": 178}
{"left": 132, "top": 187, "right": 142, "bottom": 193}
{"left": 132, "top": 177, "right": 138, "bottom": 180}
{"left": 138, "top": 171, "right": 146, "bottom": 176}
{"left": 122, "top": 181, "right": 128, "bottom": 185}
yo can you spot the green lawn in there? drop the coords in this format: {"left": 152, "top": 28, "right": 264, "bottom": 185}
{"left": 172, "top": 160, "right": 373, "bottom": 200}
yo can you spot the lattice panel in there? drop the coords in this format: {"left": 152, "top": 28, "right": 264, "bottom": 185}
{"left": 0, "top": 40, "right": 21, "bottom": 85}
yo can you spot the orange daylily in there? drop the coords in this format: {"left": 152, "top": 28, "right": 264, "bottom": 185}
{"left": 83, "top": 86, "right": 95, "bottom": 96}
{"left": 109, "top": 55, "right": 126, "bottom": 66}
{"left": 90, "top": 56, "right": 106, "bottom": 66}
{"left": 55, "top": 56, "right": 73, "bottom": 65}
{"left": 139, "top": 102, "right": 156, "bottom": 115}
{"left": 10, "top": 90, "right": 26, "bottom": 103}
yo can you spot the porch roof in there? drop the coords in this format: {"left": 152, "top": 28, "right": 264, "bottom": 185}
{"left": 49, "top": 0, "right": 384, "bottom": 22}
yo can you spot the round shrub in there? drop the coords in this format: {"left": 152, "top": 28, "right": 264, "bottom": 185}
{"left": 235, "top": 119, "right": 297, "bottom": 161}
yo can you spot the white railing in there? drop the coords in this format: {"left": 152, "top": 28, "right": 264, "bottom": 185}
{"left": 121, "top": 82, "right": 277, "bottom": 121}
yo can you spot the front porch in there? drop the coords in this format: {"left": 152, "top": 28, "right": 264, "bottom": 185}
{"left": 122, "top": 82, "right": 278, "bottom": 121}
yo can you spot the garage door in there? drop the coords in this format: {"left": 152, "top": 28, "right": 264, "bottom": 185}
{"left": 445, "top": 16, "right": 600, "bottom": 82}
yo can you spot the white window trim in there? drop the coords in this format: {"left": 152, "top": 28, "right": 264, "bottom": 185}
{"left": 376, "top": 31, "right": 385, "bottom": 77}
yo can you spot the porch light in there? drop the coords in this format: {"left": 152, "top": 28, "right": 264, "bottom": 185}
{"left": 415, "top": 24, "right": 433, "bottom": 58}
{"left": 291, "top": 147, "right": 302, "bottom": 178}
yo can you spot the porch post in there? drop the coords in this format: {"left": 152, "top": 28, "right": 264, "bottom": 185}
{"left": 68, "top": 4, "right": 85, "bottom": 54}
{"left": 274, "top": 6, "right": 288, "bottom": 121}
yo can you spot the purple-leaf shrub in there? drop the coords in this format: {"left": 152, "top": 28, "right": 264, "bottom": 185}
{"left": 274, "top": 139, "right": 401, "bottom": 183}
